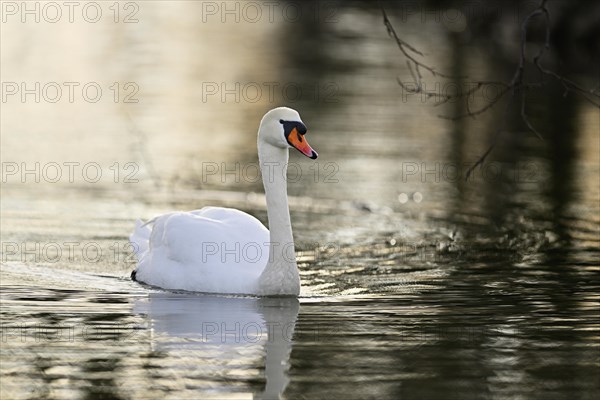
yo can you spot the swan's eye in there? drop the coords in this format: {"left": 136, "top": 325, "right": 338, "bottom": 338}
{"left": 279, "top": 119, "right": 284, "bottom": 124}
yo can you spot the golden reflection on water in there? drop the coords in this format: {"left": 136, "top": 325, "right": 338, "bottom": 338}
{"left": 1, "top": 2, "right": 458, "bottom": 207}
{"left": 2, "top": 2, "right": 283, "bottom": 177}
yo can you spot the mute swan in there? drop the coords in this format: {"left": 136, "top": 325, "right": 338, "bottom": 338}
{"left": 130, "top": 107, "right": 318, "bottom": 296}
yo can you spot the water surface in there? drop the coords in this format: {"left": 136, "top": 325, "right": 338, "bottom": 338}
{"left": 1, "top": 2, "right": 599, "bottom": 399}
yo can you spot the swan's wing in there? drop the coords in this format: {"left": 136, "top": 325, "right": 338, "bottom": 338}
{"left": 130, "top": 208, "right": 270, "bottom": 293}
{"left": 160, "top": 209, "right": 269, "bottom": 264}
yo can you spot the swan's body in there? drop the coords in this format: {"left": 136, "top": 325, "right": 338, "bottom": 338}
{"left": 130, "top": 107, "right": 318, "bottom": 296}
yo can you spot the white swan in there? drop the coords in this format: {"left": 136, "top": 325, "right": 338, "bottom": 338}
{"left": 130, "top": 107, "right": 318, "bottom": 296}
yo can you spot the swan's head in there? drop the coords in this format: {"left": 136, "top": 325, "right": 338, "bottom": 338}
{"left": 259, "top": 107, "right": 318, "bottom": 159}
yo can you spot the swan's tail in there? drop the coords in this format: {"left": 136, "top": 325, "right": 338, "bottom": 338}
{"left": 129, "top": 219, "right": 152, "bottom": 259}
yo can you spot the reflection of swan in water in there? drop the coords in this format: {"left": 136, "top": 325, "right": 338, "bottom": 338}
{"left": 133, "top": 294, "right": 299, "bottom": 399}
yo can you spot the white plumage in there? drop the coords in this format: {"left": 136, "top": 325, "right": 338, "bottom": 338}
{"left": 130, "top": 107, "right": 318, "bottom": 296}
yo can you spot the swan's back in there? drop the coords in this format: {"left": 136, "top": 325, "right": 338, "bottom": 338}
{"left": 130, "top": 207, "right": 270, "bottom": 294}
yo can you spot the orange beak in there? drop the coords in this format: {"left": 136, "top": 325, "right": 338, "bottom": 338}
{"left": 288, "top": 127, "right": 318, "bottom": 159}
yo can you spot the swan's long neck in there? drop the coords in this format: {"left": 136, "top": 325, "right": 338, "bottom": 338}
{"left": 257, "top": 141, "right": 300, "bottom": 295}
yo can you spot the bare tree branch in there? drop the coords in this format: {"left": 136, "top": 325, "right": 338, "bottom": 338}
{"left": 520, "top": 91, "right": 544, "bottom": 141}
{"left": 381, "top": 0, "right": 599, "bottom": 180}
{"left": 465, "top": 96, "right": 515, "bottom": 179}
{"left": 380, "top": 2, "right": 455, "bottom": 81}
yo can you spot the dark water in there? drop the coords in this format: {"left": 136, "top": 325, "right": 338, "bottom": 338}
{"left": 1, "top": 1, "right": 599, "bottom": 399}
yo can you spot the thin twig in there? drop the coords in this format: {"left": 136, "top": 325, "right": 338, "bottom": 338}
{"left": 465, "top": 96, "right": 515, "bottom": 180}
{"left": 438, "top": 86, "right": 511, "bottom": 120}
{"left": 380, "top": 3, "right": 455, "bottom": 80}
{"left": 520, "top": 91, "right": 544, "bottom": 141}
